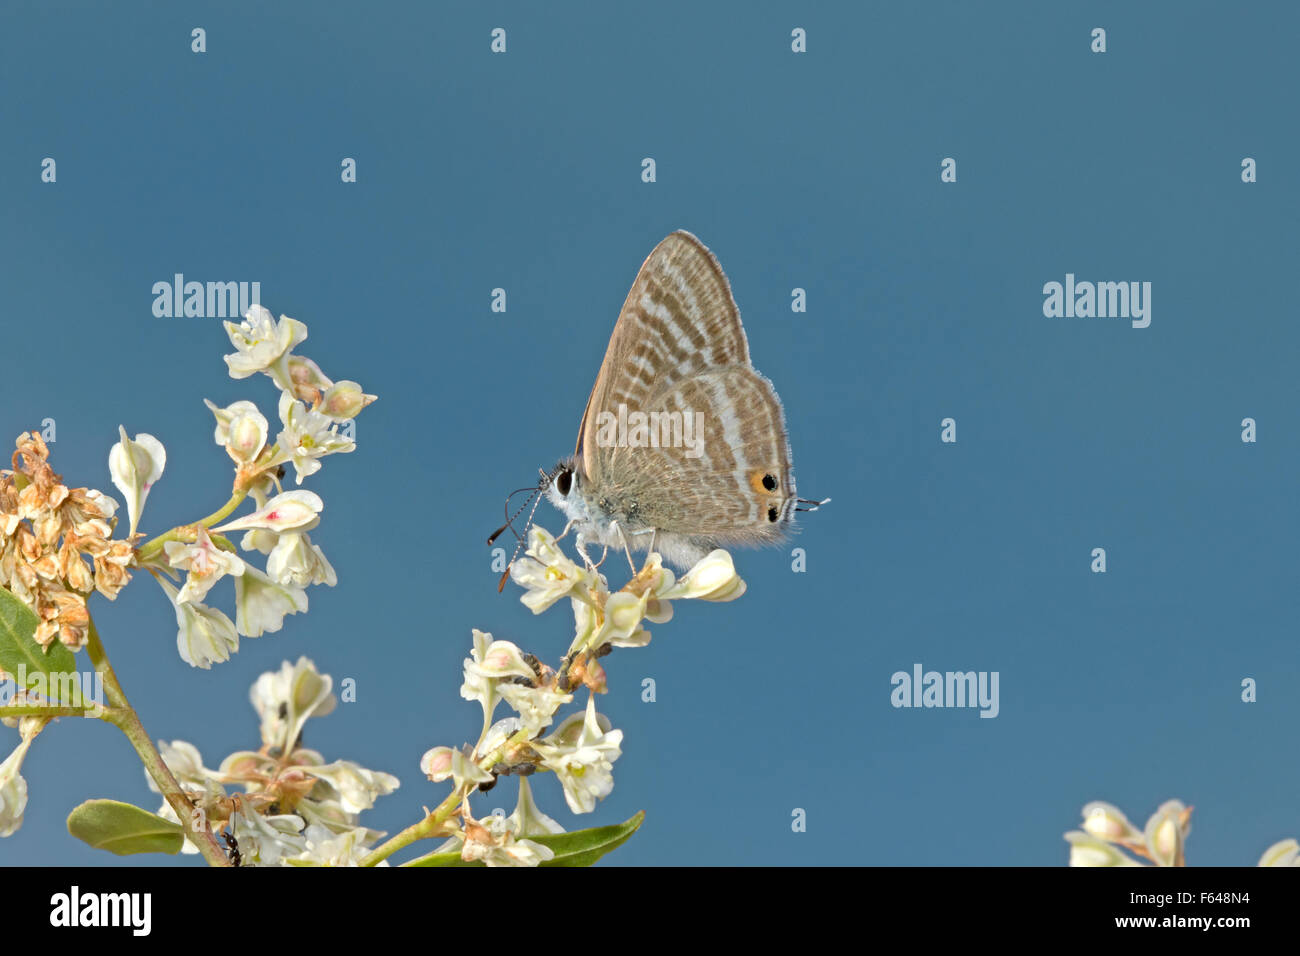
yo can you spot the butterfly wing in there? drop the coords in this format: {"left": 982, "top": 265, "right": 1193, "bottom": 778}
{"left": 595, "top": 364, "right": 798, "bottom": 546}
{"left": 577, "top": 231, "right": 750, "bottom": 476}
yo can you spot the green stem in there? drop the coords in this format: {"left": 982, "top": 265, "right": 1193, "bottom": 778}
{"left": 361, "top": 726, "right": 538, "bottom": 867}
{"left": 361, "top": 790, "right": 462, "bottom": 867}
{"left": 2, "top": 705, "right": 101, "bottom": 719}
{"left": 135, "top": 490, "right": 248, "bottom": 563}
{"left": 86, "top": 618, "right": 231, "bottom": 867}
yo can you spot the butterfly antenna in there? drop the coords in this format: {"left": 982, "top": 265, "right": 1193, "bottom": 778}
{"left": 795, "top": 496, "right": 831, "bottom": 513}
{"left": 487, "top": 485, "right": 544, "bottom": 546}
{"left": 490, "top": 471, "right": 553, "bottom": 592}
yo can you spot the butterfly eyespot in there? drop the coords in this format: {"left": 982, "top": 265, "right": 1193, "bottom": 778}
{"left": 555, "top": 469, "right": 573, "bottom": 496}
{"left": 748, "top": 469, "right": 782, "bottom": 495}
{"left": 767, "top": 505, "right": 779, "bottom": 523}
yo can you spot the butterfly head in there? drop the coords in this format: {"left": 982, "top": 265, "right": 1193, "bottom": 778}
{"left": 542, "top": 456, "right": 592, "bottom": 529}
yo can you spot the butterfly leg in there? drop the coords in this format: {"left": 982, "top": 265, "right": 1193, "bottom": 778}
{"left": 574, "top": 532, "right": 596, "bottom": 570}
{"left": 610, "top": 521, "right": 657, "bottom": 574}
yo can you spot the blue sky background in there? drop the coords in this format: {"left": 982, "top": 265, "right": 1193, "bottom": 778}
{"left": 2, "top": 1, "right": 1296, "bottom": 866}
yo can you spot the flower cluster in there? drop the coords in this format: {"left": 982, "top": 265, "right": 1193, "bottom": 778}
{"left": 141, "top": 305, "right": 375, "bottom": 667}
{"left": 0, "top": 432, "right": 131, "bottom": 651}
{"left": 418, "top": 526, "right": 745, "bottom": 866}
{"left": 149, "top": 657, "right": 399, "bottom": 866}
{"left": 1064, "top": 799, "right": 1300, "bottom": 867}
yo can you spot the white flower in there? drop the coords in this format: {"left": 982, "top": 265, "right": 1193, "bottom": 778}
{"left": 466, "top": 639, "right": 537, "bottom": 681}
{"left": 1080, "top": 801, "right": 1143, "bottom": 845}
{"left": 157, "top": 576, "right": 240, "bottom": 668}
{"left": 1064, "top": 831, "right": 1144, "bottom": 867}
{"left": 204, "top": 399, "right": 259, "bottom": 444}
{"left": 275, "top": 392, "right": 355, "bottom": 485}
{"left": 531, "top": 696, "right": 622, "bottom": 815}
{"left": 108, "top": 425, "right": 166, "bottom": 537}
{"left": 266, "top": 531, "right": 336, "bottom": 588}
{"left": 234, "top": 564, "right": 308, "bottom": 638}
{"left": 231, "top": 810, "right": 308, "bottom": 866}
{"left": 593, "top": 590, "right": 651, "bottom": 649}
{"left": 656, "top": 549, "right": 746, "bottom": 603}
{"left": 1259, "top": 839, "right": 1300, "bottom": 867}
{"left": 287, "top": 824, "right": 383, "bottom": 867}
{"left": 319, "top": 381, "right": 376, "bottom": 421}
{"left": 222, "top": 306, "right": 308, "bottom": 390}
{"left": 249, "top": 657, "right": 336, "bottom": 752}
{"left": 0, "top": 733, "right": 34, "bottom": 837}
{"left": 509, "top": 776, "right": 564, "bottom": 839}
{"left": 461, "top": 814, "right": 554, "bottom": 868}
{"left": 213, "top": 489, "right": 323, "bottom": 535}
{"left": 164, "top": 527, "right": 246, "bottom": 604}
{"left": 459, "top": 629, "right": 500, "bottom": 722}
{"left": 510, "top": 527, "right": 603, "bottom": 614}
{"left": 498, "top": 681, "right": 572, "bottom": 736}
{"left": 302, "top": 760, "right": 400, "bottom": 815}
{"left": 1143, "top": 800, "right": 1190, "bottom": 867}
{"left": 202, "top": 399, "right": 269, "bottom": 464}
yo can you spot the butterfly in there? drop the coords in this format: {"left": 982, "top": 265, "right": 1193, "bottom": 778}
{"left": 492, "top": 231, "right": 826, "bottom": 575}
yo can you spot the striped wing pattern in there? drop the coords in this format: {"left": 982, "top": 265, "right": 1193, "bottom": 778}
{"left": 577, "top": 232, "right": 797, "bottom": 543}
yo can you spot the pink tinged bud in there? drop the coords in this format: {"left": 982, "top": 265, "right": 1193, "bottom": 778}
{"left": 320, "top": 381, "right": 377, "bottom": 421}
{"left": 475, "top": 640, "right": 534, "bottom": 679}
{"left": 287, "top": 356, "right": 334, "bottom": 404}
{"left": 213, "top": 490, "right": 323, "bottom": 533}
{"left": 227, "top": 412, "right": 268, "bottom": 463}
{"left": 420, "top": 746, "right": 455, "bottom": 781}
{"left": 289, "top": 356, "right": 333, "bottom": 389}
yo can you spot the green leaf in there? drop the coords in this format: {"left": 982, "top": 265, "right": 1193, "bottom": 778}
{"left": 67, "top": 799, "right": 184, "bottom": 856}
{"left": 401, "top": 810, "right": 645, "bottom": 867}
{"left": 0, "top": 585, "right": 78, "bottom": 691}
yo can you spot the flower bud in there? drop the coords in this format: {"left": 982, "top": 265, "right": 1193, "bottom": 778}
{"left": 420, "top": 746, "right": 455, "bottom": 782}
{"left": 1258, "top": 838, "right": 1300, "bottom": 867}
{"left": 1080, "top": 801, "right": 1143, "bottom": 844}
{"left": 108, "top": 426, "right": 166, "bottom": 537}
{"left": 319, "top": 381, "right": 377, "bottom": 421}
{"left": 213, "top": 490, "right": 323, "bottom": 534}
{"left": 658, "top": 549, "right": 746, "bottom": 602}
{"left": 226, "top": 409, "right": 269, "bottom": 464}
{"left": 470, "top": 640, "right": 536, "bottom": 680}
{"left": 1143, "top": 800, "right": 1190, "bottom": 867}
{"left": 287, "top": 356, "right": 334, "bottom": 405}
